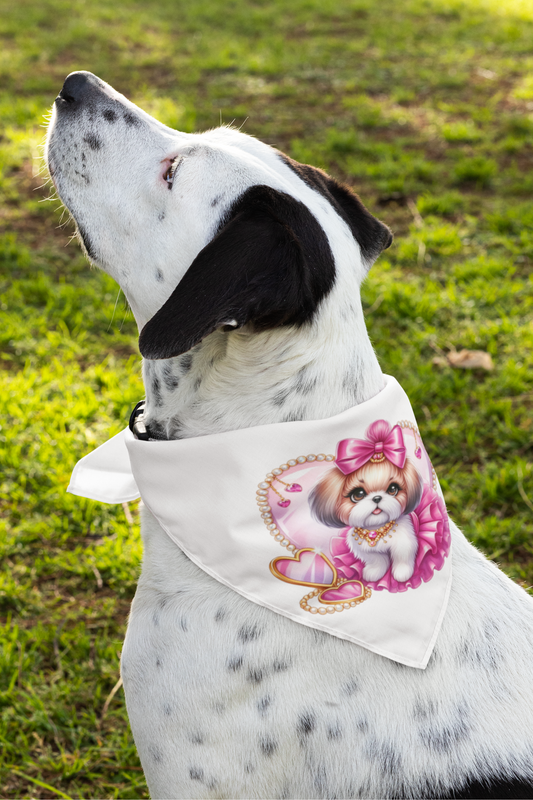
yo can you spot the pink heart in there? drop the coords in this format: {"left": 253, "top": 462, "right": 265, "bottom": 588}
{"left": 319, "top": 580, "right": 364, "bottom": 604}
{"left": 270, "top": 549, "right": 336, "bottom": 588}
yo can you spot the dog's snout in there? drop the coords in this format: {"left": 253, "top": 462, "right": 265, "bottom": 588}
{"left": 56, "top": 71, "right": 102, "bottom": 108}
{"left": 372, "top": 495, "right": 382, "bottom": 504}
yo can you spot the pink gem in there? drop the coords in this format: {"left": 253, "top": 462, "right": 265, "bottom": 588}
{"left": 278, "top": 499, "right": 291, "bottom": 508}
{"left": 287, "top": 483, "right": 302, "bottom": 492}
{"left": 369, "top": 531, "right": 377, "bottom": 539}
{"left": 415, "top": 446, "right": 422, "bottom": 459}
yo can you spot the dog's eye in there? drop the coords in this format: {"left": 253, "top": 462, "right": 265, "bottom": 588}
{"left": 387, "top": 482, "right": 401, "bottom": 496}
{"left": 163, "top": 157, "right": 182, "bottom": 189}
{"left": 347, "top": 487, "right": 366, "bottom": 503}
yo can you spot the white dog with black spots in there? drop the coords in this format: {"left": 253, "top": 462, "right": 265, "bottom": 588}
{"left": 46, "top": 72, "right": 533, "bottom": 800}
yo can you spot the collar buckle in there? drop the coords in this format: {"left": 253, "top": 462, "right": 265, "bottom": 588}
{"left": 129, "top": 401, "right": 151, "bottom": 440}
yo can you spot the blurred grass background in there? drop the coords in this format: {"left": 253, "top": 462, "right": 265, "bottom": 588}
{"left": 1, "top": 0, "right": 533, "bottom": 796}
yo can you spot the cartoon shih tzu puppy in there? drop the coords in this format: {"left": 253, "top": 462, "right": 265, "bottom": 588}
{"left": 309, "top": 420, "right": 423, "bottom": 583}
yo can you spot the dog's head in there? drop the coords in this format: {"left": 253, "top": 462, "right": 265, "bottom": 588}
{"left": 45, "top": 71, "right": 392, "bottom": 359}
{"left": 309, "top": 457, "right": 423, "bottom": 530}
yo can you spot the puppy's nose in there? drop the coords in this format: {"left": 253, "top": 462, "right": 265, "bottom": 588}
{"left": 56, "top": 71, "right": 102, "bottom": 108}
{"left": 372, "top": 495, "right": 382, "bottom": 504}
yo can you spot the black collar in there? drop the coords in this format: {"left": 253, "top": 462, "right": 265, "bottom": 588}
{"left": 129, "top": 401, "right": 151, "bottom": 440}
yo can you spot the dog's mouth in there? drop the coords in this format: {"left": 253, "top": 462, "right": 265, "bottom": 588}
{"left": 371, "top": 507, "right": 383, "bottom": 516}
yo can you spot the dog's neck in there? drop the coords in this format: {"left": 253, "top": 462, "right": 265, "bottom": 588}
{"left": 141, "top": 289, "right": 384, "bottom": 440}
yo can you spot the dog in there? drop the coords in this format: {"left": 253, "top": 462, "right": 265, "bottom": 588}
{"left": 46, "top": 71, "right": 533, "bottom": 799}
{"left": 309, "top": 421, "right": 424, "bottom": 583}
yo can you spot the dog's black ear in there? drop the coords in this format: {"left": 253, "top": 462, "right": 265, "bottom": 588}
{"left": 278, "top": 154, "right": 393, "bottom": 265}
{"left": 139, "top": 185, "right": 335, "bottom": 359}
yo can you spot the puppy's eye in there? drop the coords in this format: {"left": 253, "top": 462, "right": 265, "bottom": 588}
{"left": 387, "top": 482, "right": 401, "bottom": 496}
{"left": 163, "top": 157, "right": 182, "bottom": 189}
{"left": 347, "top": 487, "right": 366, "bottom": 503}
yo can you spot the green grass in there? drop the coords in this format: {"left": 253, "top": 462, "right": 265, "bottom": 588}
{"left": 1, "top": 0, "right": 533, "bottom": 796}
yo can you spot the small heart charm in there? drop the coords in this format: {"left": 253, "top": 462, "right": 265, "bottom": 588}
{"left": 270, "top": 549, "right": 337, "bottom": 588}
{"left": 286, "top": 483, "right": 302, "bottom": 492}
{"left": 319, "top": 580, "right": 365, "bottom": 604}
{"left": 278, "top": 499, "right": 291, "bottom": 508}
{"left": 415, "top": 446, "right": 422, "bottom": 459}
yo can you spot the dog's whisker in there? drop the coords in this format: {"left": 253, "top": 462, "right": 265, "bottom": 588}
{"left": 107, "top": 288, "right": 122, "bottom": 332}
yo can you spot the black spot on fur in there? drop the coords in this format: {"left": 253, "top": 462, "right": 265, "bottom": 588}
{"left": 163, "top": 703, "right": 173, "bottom": 716}
{"left": 214, "top": 607, "right": 226, "bottom": 622}
{"left": 273, "top": 659, "right": 290, "bottom": 672}
{"left": 327, "top": 724, "right": 342, "bottom": 740}
{"left": 357, "top": 717, "right": 369, "bottom": 734}
{"left": 194, "top": 377, "right": 202, "bottom": 392}
{"left": 189, "top": 766, "right": 204, "bottom": 781}
{"left": 314, "top": 765, "right": 329, "bottom": 795}
{"left": 297, "top": 712, "right": 316, "bottom": 737}
{"left": 169, "top": 417, "right": 183, "bottom": 439}
{"left": 342, "top": 371, "right": 358, "bottom": 393}
{"left": 420, "top": 715, "right": 471, "bottom": 753}
{"left": 190, "top": 732, "right": 204, "bottom": 745}
{"left": 295, "top": 369, "right": 318, "bottom": 395}
{"left": 181, "top": 353, "right": 194, "bottom": 372}
{"left": 341, "top": 678, "right": 358, "bottom": 697}
{"left": 257, "top": 695, "right": 272, "bottom": 716}
{"left": 457, "top": 628, "right": 502, "bottom": 670}
{"left": 152, "top": 376, "right": 163, "bottom": 406}
{"left": 103, "top": 109, "right": 117, "bottom": 122}
{"left": 162, "top": 366, "right": 179, "bottom": 391}
{"left": 283, "top": 408, "right": 306, "bottom": 422}
{"left": 158, "top": 211, "right": 165, "bottom": 221}
{"left": 150, "top": 745, "right": 163, "bottom": 763}
{"left": 272, "top": 388, "right": 291, "bottom": 407}
{"left": 364, "top": 739, "right": 401, "bottom": 775}
{"left": 244, "top": 762, "right": 255, "bottom": 773}
{"left": 155, "top": 269, "right": 164, "bottom": 283}
{"left": 123, "top": 111, "right": 141, "bottom": 127}
{"left": 83, "top": 133, "right": 103, "bottom": 151}
{"left": 156, "top": 657, "right": 163, "bottom": 668}
{"left": 238, "top": 624, "right": 262, "bottom": 643}
{"left": 247, "top": 667, "right": 264, "bottom": 684}
{"left": 260, "top": 736, "right": 278, "bottom": 757}
{"left": 413, "top": 699, "right": 438, "bottom": 721}
{"left": 211, "top": 194, "right": 223, "bottom": 207}
{"left": 227, "top": 655, "right": 243, "bottom": 672}
{"left": 74, "top": 170, "right": 90, "bottom": 185}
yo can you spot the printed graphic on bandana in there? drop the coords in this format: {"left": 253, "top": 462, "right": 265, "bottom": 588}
{"left": 256, "top": 420, "right": 451, "bottom": 616}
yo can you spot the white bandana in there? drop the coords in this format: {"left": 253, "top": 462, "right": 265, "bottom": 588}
{"left": 68, "top": 375, "right": 451, "bottom": 669}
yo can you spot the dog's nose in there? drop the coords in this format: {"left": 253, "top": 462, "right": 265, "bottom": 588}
{"left": 56, "top": 71, "right": 102, "bottom": 108}
{"left": 372, "top": 495, "right": 382, "bottom": 504}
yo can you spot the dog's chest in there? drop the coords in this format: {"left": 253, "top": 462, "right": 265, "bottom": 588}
{"left": 120, "top": 506, "right": 533, "bottom": 798}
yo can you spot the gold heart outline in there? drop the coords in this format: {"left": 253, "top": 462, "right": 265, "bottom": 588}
{"left": 270, "top": 548, "right": 338, "bottom": 589}
{"left": 318, "top": 579, "right": 367, "bottom": 605}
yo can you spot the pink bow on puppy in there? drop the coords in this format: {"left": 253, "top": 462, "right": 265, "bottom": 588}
{"left": 336, "top": 424, "right": 406, "bottom": 474}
